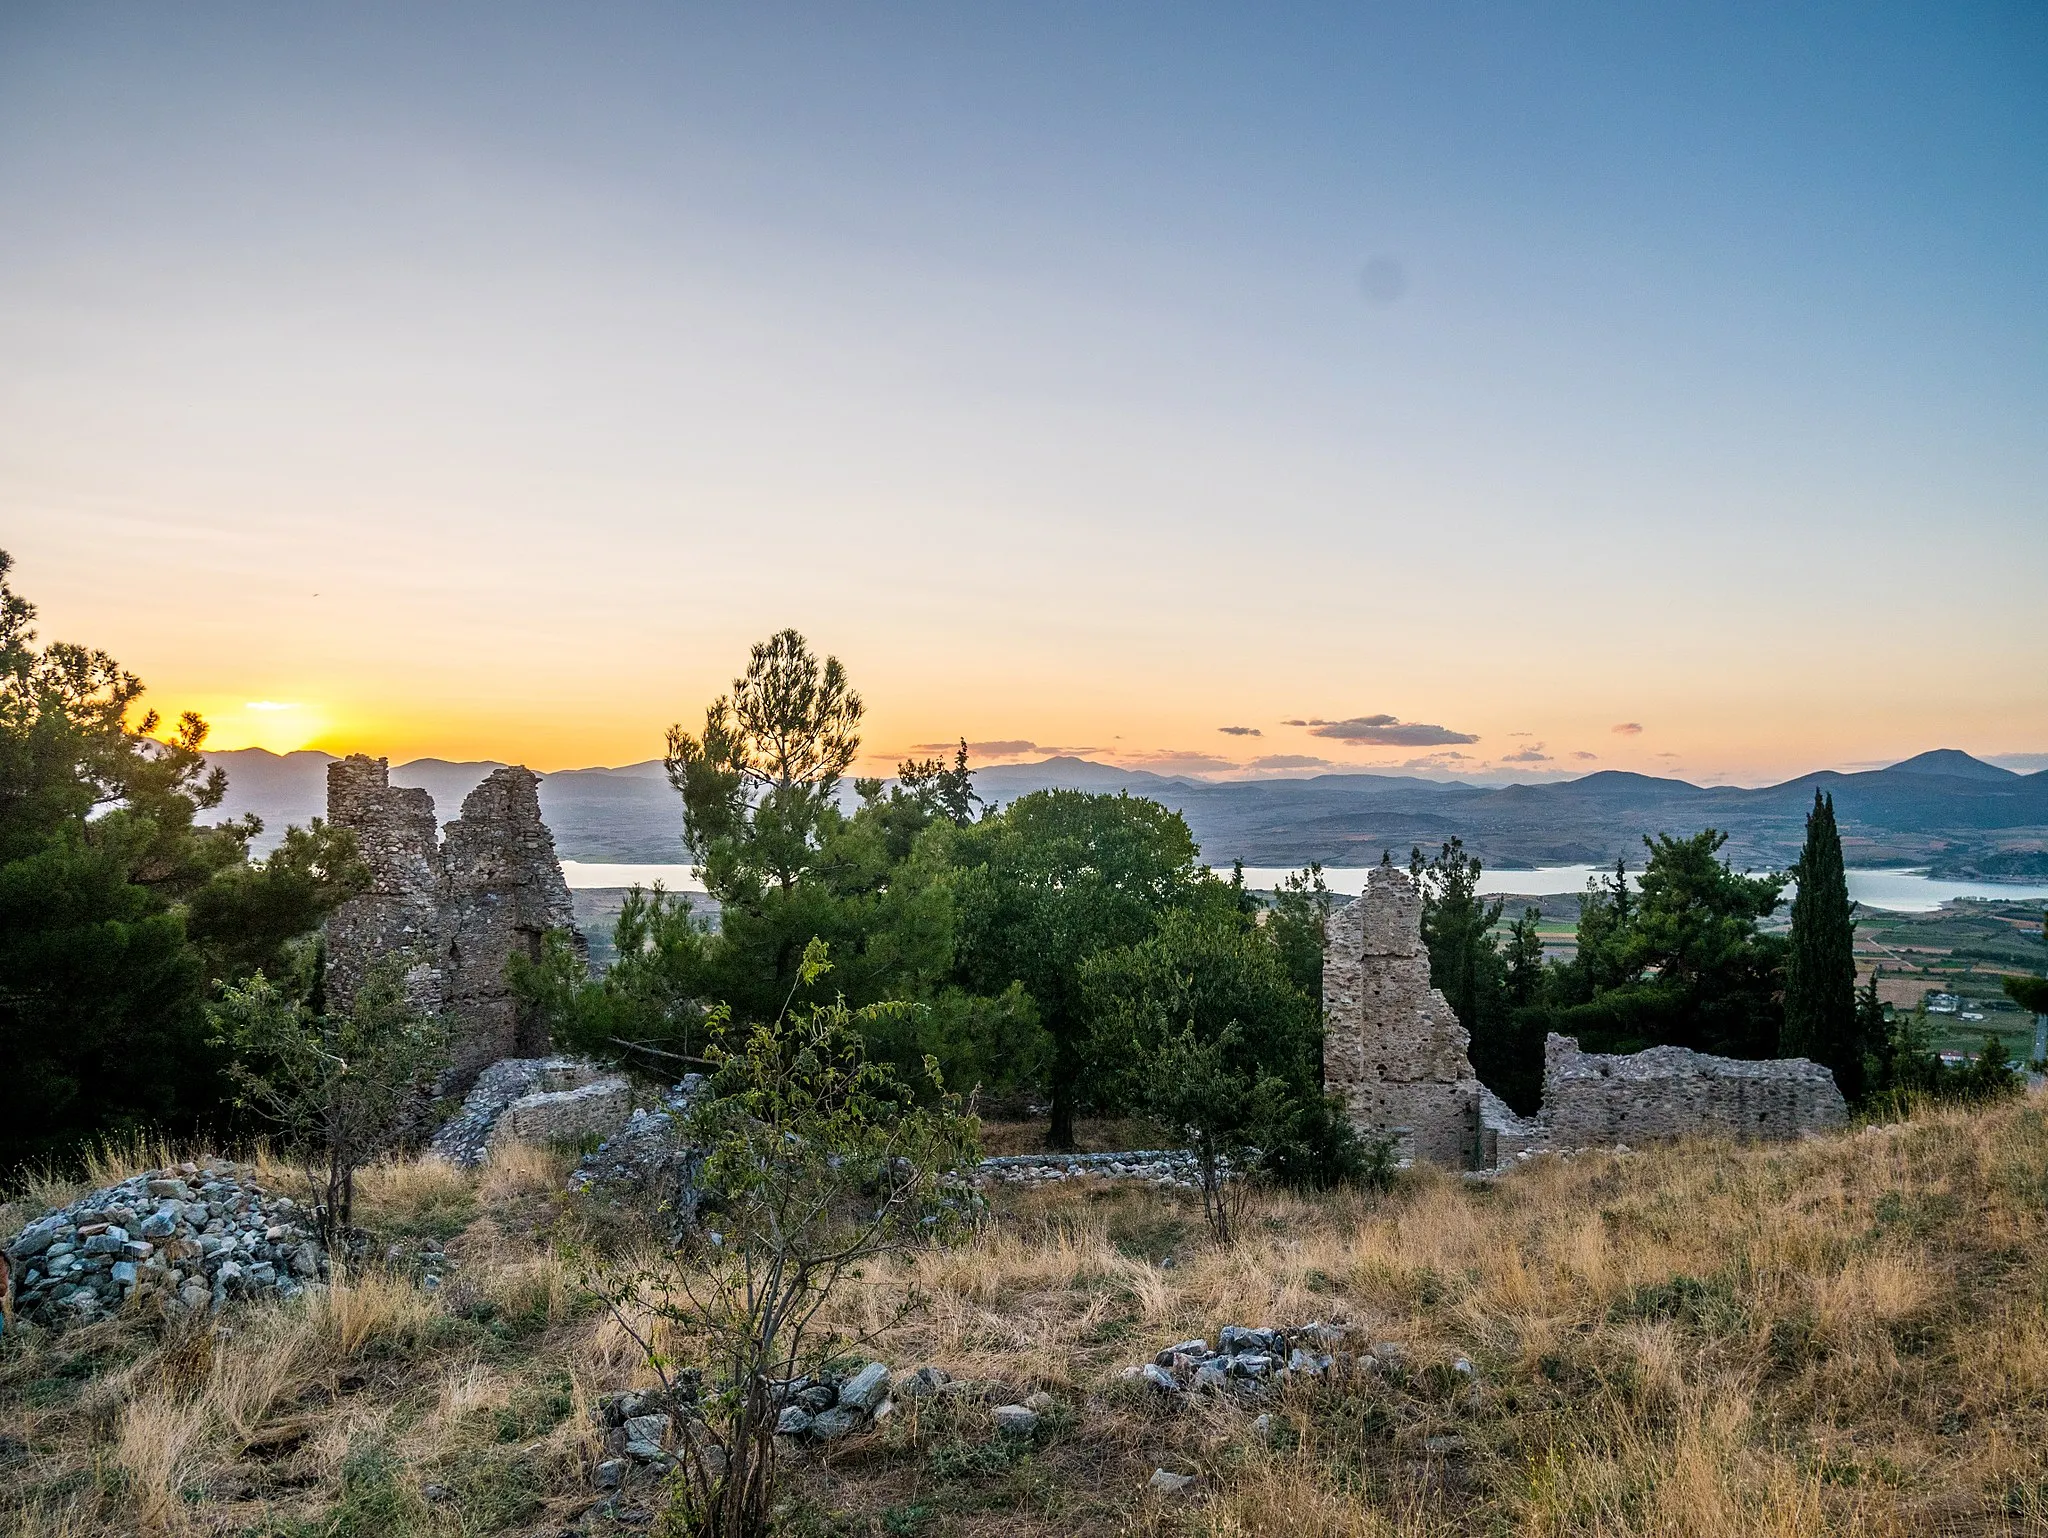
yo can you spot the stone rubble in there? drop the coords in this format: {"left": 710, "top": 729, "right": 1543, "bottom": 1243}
{"left": 430, "top": 1055, "right": 631, "bottom": 1167}
{"left": 567, "top": 1076, "right": 712, "bottom": 1235}
{"left": 3, "top": 1160, "right": 327, "bottom": 1330}
{"left": 593, "top": 1357, "right": 922, "bottom": 1484}
{"left": 976, "top": 1150, "right": 1208, "bottom": 1189}
{"left": 1122, "top": 1322, "right": 1403, "bottom": 1404}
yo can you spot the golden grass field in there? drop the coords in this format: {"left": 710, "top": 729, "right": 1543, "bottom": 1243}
{"left": 7, "top": 1093, "right": 2048, "bottom": 1538}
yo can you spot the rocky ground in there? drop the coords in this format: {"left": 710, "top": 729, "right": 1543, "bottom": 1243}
{"left": 7, "top": 1100, "right": 2048, "bottom": 1536}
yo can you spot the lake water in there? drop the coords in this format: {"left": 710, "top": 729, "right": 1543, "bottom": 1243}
{"left": 561, "top": 860, "right": 2048, "bottom": 914}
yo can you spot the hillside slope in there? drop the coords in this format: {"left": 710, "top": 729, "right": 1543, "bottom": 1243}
{"left": 7, "top": 1096, "right": 2048, "bottom": 1535}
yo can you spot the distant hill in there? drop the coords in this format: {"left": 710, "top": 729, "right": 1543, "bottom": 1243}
{"left": 204, "top": 746, "right": 2048, "bottom": 879}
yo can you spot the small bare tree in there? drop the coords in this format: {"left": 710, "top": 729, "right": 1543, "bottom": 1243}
{"left": 589, "top": 940, "right": 978, "bottom": 1538}
{"left": 209, "top": 945, "right": 446, "bottom": 1245}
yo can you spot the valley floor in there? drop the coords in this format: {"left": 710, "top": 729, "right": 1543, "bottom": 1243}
{"left": 8, "top": 1096, "right": 2048, "bottom": 1537}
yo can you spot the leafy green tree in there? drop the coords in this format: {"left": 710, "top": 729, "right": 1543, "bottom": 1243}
{"left": 1504, "top": 906, "right": 1546, "bottom": 1007}
{"left": 2003, "top": 912, "right": 2048, "bottom": 1067}
{"left": 1523, "top": 832, "right": 1785, "bottom": 1062}
{"left": 665, "top": 629, "right": 864, "bottom": 905}
{"left": 210, "top": 948, "right": 446, "bottom": 1243}
{"left": 588, "top": 941, "right": 977, "bottom": 1538}
{"left": 1082, "top": 895, "right": 1320, "bottom": 1096}
{"left": 0, "top": 552, "right": 363, "bottom": 1171}
{"left": 1266, "top": 862, "right": 1337, "bottom": 1003}
{"left": 1137, "top": 1024, "right": 1289, "bottom": 1243}
{"left": 943, "top": 789, "right": 1199, "bottom": 1148}
{"left": 1783, "top": 790, "right": 1864, "bottom": 1099}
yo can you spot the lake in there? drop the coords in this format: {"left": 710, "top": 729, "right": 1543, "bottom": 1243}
{"left": 560, "top": 861, "right": 2048, "bottom": 914}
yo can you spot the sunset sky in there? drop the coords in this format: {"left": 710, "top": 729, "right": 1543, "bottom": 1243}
{"left": 4, "top": 4, "right": 2043, "bottom": 786}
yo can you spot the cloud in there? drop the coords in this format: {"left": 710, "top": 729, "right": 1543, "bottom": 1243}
{"left": 1656, "top": 751, "right": 1680, "bottom": 758}
{"left": 1248, "top": 754, "right": 1338, "bottom": 771}
{"left": 910, "top": 739, "right": 1041, "bottom": 758}
{"left": 1612, "top": 722, "right": 1643, "bottom": 735}
{"left": 1498, "top": 744, "right": 1552, "bottom": 763}
{"left": 1217, "top": 725, "right": 1263, "bottom": 737}
{"left": 1508, "top": 730, "right": 1533, "bottom": 738}
{"left": 1281, "top": 718, "right": 1308, "bottom": 727}
{"left": 1305, "top": 714, "right": 1479, "bottom": 746}
{"left": 1572, "top": 751, "right": 1598, "bottom": 760}
{"left": 1114, "top": 749, "right": 1239, "bottom": 776}
{"left": 1392, "top": 752, "right": 1473, "bottom": 772}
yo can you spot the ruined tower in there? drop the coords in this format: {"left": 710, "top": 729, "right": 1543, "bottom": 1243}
{"left": 440, "top": 767, "right": 585, "bottom": 1077}
{"left": 324, "top": 756, "right": 446, "bottom": 1016}
{"left": 323, "top": 755, "right": 587, "bottom": 1088}
{"left": 1321, "top": 865, "right": 1484, "bottom": 1168}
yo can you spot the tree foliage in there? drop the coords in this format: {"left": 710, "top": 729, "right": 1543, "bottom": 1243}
{"left": 209, "top": 948, "right": 446, "bottom": 1243}
{"left": 1783, "top": 790, "right": 1866, "bottom": 1099}
{"left": 943, "top": 788, "right": 1200, "bottom": 1147}
{"left": 0, "top": 551, "right": 366, "bottom": 1172}
{"left": 665, "top": 629, "right": 863, "bottom": 904}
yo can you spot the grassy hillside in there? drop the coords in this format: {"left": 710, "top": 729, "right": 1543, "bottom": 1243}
{"left": 8, "top": 1097, "right": 2048, "bottom": 1536}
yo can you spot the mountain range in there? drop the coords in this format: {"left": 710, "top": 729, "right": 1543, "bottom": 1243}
{"left": 205, "top": 747, "right": 2048, "bottom": 879}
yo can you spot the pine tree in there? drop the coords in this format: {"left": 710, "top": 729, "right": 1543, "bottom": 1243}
{"left": 1784, "top": 789, "right": 1862, "bottom": 1100}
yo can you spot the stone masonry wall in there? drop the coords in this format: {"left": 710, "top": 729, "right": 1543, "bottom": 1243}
{"left": 324, "top": 756, "right": 586, "bottom": 1090}
{"left": 1322, "top": 866, "right": 1483, "bottom": 1168}
{"left": 1537, "top": 1034, "right": 1848, "bottom": 1147}
{"left": 324, "top": 756, "right": 445, "bottom": 1016}
{"left": 441, "top": 767, "right": 587, "bottom": 1079}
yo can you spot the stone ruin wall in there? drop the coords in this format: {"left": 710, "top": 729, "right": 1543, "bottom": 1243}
{"left": 1323, "top": 866, "right": 1849, "bottom": 1170}
{"left": 1322, "top": 866, "right": 1484, "bottom": 1168}
{"left": 324, "top": 755, "right": 587, "bottom": 1088}
{"left": 1537, "top": 1033, "right": 1847, "bottom": 1148}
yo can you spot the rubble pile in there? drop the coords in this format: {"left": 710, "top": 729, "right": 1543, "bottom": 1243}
{"left": 3, "top": 1160, "right": 327, "bottom": 1330}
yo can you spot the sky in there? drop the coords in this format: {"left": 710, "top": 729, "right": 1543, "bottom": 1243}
{"left": 3, "top": 2, "right": 2043, "bottom": 786}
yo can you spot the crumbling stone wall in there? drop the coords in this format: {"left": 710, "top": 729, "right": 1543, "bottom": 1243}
{"left": 325, "top": 756, "right": 587, "bottom": 1089}
{"left": 1322, "top": 866, "right": 1483, "bottom": 1168}
{"left": 441, "top": 766, "right": 583, "bottom": 1076}
{"left": 324, "top": 756, "right": 444, "bottom": 1015}
{"left": 1320, "top": 867, "right": 1849, "bottom": 1170}
{"left": 1536, "top": 1034, "right": 1847, "bottom": 1147}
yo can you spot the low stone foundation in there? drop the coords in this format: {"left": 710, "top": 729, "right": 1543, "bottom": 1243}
{"left": 1535, "top": 1034, "right": 1847, "bottom": 1148}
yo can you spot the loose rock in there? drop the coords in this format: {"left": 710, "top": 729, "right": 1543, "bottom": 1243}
{"left": 2, "top": 1161, "right": 327, "bottom": 1331}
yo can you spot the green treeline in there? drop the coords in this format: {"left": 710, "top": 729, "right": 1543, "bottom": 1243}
{"left": 519, "top": 629, "right": 1357, "bottom": 1171}
{"left": 2, "top": 558, "right": 2025, "bottom": 1180}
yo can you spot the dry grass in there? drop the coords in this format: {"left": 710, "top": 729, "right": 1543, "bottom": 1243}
{"left": 6, "top": 1099, "right": 2048, "bottom": 1536}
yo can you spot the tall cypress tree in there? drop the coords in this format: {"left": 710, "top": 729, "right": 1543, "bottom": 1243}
{"left": 1784, "top": 789, "right": 1862, "bottom": 1100}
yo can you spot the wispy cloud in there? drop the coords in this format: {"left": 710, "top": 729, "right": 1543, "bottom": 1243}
{"left": 1217, "top": 725, "right": 1262, "bottom": 737}
{"left": 911, "top": 738, "right": 1043, "bottom": 758}
{"left": 1302, "top": 713, "right": 1478, "bottom": 746}
{"left": 1498, "top": 744, "right": 1551, "bottom": 763}
{"left": 1572, "top": 750, "right": 1598, "bottom": 760}
{"left": 1115, "top": 748, "right": 1239, "bottom": 775}
{"left": 1612, "top": 722, "right": 1643, "bottom": 735}
{"left": 1248, "top": 753, "right": 1337, "bottom": 771}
